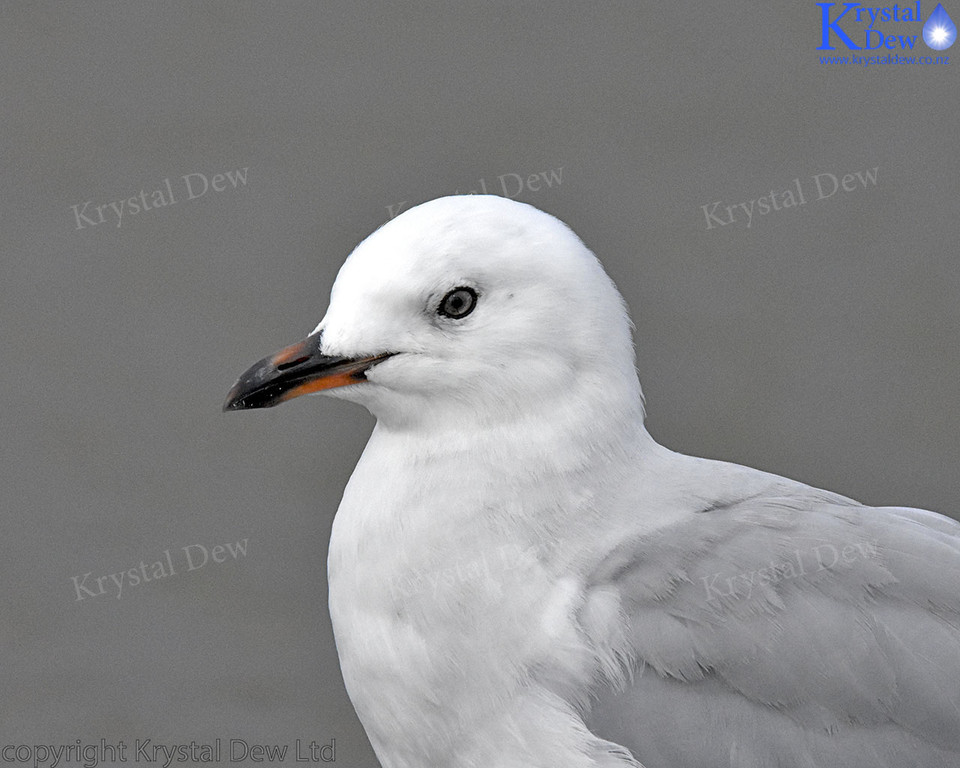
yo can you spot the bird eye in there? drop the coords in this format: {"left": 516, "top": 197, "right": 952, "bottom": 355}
{"left": 438, "top": 286, "right": 478, "bottom": 319}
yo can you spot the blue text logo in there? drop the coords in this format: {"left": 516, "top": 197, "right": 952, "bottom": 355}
{"left": 817, "top": 2, "right": 954, "bottom": 50}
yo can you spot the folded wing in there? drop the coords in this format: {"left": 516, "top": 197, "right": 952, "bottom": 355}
{"left": 584, "top": 491, "right": 960, "bottom": 768}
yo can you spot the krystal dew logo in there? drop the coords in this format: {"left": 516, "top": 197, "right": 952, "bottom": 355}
{"left": 69, "top": 167, "right": 249, "bottom": 231}
{"left": 817, "top": 2, "right": 956, "bottom": 51}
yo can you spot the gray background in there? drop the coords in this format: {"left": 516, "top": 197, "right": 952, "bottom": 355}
{"left": 2, "top": 1, "right": 958, "bottom": 764}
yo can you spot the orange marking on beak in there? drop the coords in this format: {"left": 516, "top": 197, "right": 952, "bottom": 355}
{"left": 271, "top": 339, "right": 315, "bottom": 367}
{"left": 278, "top": 369, "right": 365, "bottom": 401}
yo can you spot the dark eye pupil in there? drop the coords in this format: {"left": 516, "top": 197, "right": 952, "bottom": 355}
{"left": 439, "top": 287, "right": 477, "bottom": 318}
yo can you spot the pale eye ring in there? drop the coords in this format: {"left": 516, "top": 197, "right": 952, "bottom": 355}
{"left": 438, "top": 286, "right": 478, "bottom": 319}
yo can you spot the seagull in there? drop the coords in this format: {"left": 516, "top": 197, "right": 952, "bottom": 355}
{"left": 224, "top": 195, "right": 960, "bottom": 768}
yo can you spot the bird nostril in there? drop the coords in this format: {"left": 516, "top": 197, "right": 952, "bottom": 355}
{"left": 276, "top": 355, "right": 310, "bottom": 371}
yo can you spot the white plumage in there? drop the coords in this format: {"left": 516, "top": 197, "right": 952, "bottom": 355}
{"left": 226, "top": 195, "right": 960, "bottom": 768}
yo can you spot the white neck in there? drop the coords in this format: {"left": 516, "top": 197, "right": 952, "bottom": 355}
{"left": 324, "top": 375, "right": 682, "bottom": 767}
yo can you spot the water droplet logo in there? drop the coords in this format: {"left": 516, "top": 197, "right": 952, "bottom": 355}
{"left": 922, "top": 3, "right": 956, "bottom": 50}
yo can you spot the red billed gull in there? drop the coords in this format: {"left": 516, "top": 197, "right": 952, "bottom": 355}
{"left": 224, "top": 195, "right": 960, "bottom": 768}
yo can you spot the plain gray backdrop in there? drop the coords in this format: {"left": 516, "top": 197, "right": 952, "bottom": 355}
{"left": 2, "top": 1, "right": 958, "bottom": 764}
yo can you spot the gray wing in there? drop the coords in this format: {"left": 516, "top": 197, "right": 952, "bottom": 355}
{"left": 584, "top": 490, "right": 960, "bottom": 768}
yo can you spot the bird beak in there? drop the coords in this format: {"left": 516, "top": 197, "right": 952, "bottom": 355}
{"left": 223, "top": 333, "right": 392, "bottom": 411}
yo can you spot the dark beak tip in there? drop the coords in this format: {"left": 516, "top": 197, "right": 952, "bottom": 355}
{"left": 221, "top": 387, "right": 267, "bottom": 412}
{"left": 221, "top": 389, "right": 242, "bottom": 413}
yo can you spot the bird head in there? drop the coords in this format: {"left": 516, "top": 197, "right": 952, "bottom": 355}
{"left": 224, "top": 195, "right": 642, "bottom": 431}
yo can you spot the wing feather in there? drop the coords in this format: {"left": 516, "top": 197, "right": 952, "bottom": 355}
{"left": 583, "top": 490, "right": 960, "bottom": 767}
